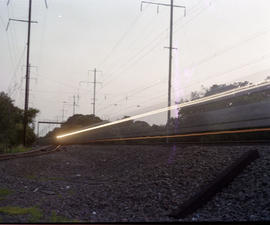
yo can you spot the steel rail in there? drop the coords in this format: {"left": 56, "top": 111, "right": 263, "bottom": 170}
{"left": 0, "top": 145, "right": 61, "bottom": 161}
{"left": 60, "top": 127, "right": 270, "bottom": 145}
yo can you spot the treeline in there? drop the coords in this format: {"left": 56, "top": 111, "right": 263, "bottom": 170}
{"left": 174, "top": 81, "right": 252, "bottom": 124}
{"left": 43, "top": 114, "right": 165, "bottom": 145}
{"left": 175, "top": 80, "right": 270, "bottom": 124}
{"left": 0, "top": 92, "right": 38, "bottom": 152}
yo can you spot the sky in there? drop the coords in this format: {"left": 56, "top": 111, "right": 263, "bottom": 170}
{"left": 1, "top": 0, "right": 270, "bottom": 136}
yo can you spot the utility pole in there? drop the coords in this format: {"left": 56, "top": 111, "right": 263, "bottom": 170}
{"left": 24, "top": 0, "right": 33, "bottom": 146}
{"left": 80, "top": 68, "right": 102, "bottom": 116}
{"left": 72, "top": 94, "right": 79, "bottom": 115}
{"left": 6, "top": 0, "right": 47, "bottom": 146}
{"left": 90, "top": 68, "right": 102, "bottom": 116}
{"left": 141, "top": 1, "right": 186, "bottom": 125}
{"left": 93, "top": 69, "right": 97, "bottom": 115}
{"left": 21, "top": 65, "right": 38, "bottom": 83}
{"left": 168, "top": 0, "right": 174, "bottom": 125}
{"left": 73, "top": 95, "right": 76, "bottom": 115}
{"left": 61, "top": 101, "right": 70, "bottom": 122}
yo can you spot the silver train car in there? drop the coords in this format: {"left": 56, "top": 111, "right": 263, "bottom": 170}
{"left": 54, "top": 81, "right": 270, "bottom": 144}
{"left": 174, "top": 81, "right": 270, "bottom": 134}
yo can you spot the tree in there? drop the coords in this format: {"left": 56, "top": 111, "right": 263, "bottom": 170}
{"left": 0, "top": 92, "right": 39, "bottom": 150}
{"left": 47, "top": 114, "right": 103, "bottom": 137}
{"left": 204, "top": 81, "right": 249, "bottom": 97}
{"left": 177, "top": 81, "right": 251, "bottom": 123}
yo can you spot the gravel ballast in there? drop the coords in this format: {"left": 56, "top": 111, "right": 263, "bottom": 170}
{"left": 0, "top": 144, "right": 269, "bottom": 222}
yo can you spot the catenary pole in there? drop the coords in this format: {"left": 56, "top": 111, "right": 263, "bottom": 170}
{"left": 140, "top": 1, "right": 186, "bottom": 140}
{"left": 23, "top": 0, "right": 32, "bottom": 146}
{"left": 93, "top": 68, "right": 97, "bottom": 115}
{"left": 86, "top": 68, "right": 102, "bottom": 116}
{"left": 73, "top": 95, "right": 76, "bottom": 115}
{"left": 167, "top": 0, "right": 174, "bottom": 125}
{"left": 6, "top": 0, "right": 47, "bottom": 145}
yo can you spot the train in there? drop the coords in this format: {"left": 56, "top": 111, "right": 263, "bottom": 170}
{"left": 46, "top": 81, "right": 270, "bottom": 145}
{"left": 174, "top": 81, "right": 270, "bottom": 134}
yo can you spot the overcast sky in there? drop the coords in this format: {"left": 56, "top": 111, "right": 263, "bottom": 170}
{"left": 1, "top": 0, "right": 270, "bottom": 136}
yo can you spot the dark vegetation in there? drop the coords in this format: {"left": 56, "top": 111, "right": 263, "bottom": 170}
{"left": 37, "top": 80, "right": 270, "bottom": 145}
{"left": 39, "top": 114, "right": 166, "bottom": 145}
{"left": 0, "top": 92, "right": 39, "bottom": 153}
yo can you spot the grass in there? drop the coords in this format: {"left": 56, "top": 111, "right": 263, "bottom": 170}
{"left": 0, "top": 188, "right": 12, "bottom": 200}
{"left": 0, "top": 206, "right": 43, "bottom": 222}
{"left": 25, "top": 175, "right": 38, "bottom": 180}
{"left": 50, "top": 210, "right": 76, "bottom": 223}
{"left": 57, "top": 194, "right": 63, "bottom": 199}
{"left": 3, "top": 145, "right": 31, "bottom": 154}
{"left": 0, "top": 206, "right": 80, "bottom": 223}
{"left": 67, "top": 189, "right": 75, "bottom": 196}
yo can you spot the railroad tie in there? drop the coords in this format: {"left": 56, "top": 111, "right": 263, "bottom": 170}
{"left": 169, "top": 149, "right": 260, "bottom": 219}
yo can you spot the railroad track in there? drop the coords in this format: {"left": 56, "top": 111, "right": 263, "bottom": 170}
{"left": 61, "top": 137, "right": 270, "bottom": 146}
{"left": 0, "top": 141, "right": 264, "bottom": 219}
{"left": 56, "top": 127, "right": 270, "bottom": 146}
{"left": 77, "top": 139, "right": 270, "bottom": 145}
{"left": 0, "top": 145, "right": 62, "bottom": 161}
{"left": 1, "top": 137, "right": 267, "bottom": 162}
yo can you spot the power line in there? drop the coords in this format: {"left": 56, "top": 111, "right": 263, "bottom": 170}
{"left": 97, "top": 2, "right": 238, "bottom": 119}
{"left": 80, "top": 69, "right": 102, "bottom": 116}
{"left": 97, "top": 79, "right": 166, "bottom": 113}
{"left": 100, "top": 1, "right": 203, "bottom": 80}
{"left": 99, "top": 5, "right": 163, "bottom": 73}
{"left": 72, "top": 94, "right": 79, "bottom": 115}
{"left": 97, "top": 4, "right": 150, "bottom": 69}
{"left": 7, "top": 44, "right": 27, "bottom": 96}
{"left": 97, "top": 1, "right": 208, "bottom": 93}
{"left": 141, "top": 0, "right": 186, "bottom": 126}
{"left": 99, "top": 0, "right": 262, "bottom": 110}
{"left": 0, "top": 13, "right": 5, "bottom": 29}
{"left": 99, "top": 55, "right": 270, "bottom": 121}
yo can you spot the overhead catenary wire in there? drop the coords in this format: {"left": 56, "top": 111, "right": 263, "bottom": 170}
{"left": 97, "top": 1, "right": 213, "bottom": 94}
{"left": 99, "top": 55, "right": 270, "bottom": 121}
{"left": 57, "top": 80, "right": 270, "bottom": 139}
{"left": 81, "top": 4, "right": 205, "bottom": 115}
{"left": 0, "top": 1, "right": 25, "bottom": 102}
{"left": 35, "top": 1, "right": 48, "bottom": 75}
{"left": 100, "top": 0, "right": 204, "bottom": 80}
{"left": 97, "top": 4, "right": 151, "bottom": 69}
{"left": 7, "top": 1, "right": 20, "bottom": 63}
{"left": 0, "top": 12, "right": 5, "bottom": 29}
{"left": 96, "top": 7, "right": 232, "bottom": 115}
{"left": 3, "top": 0, "right": 267, "bottom": 132}
{"left": 99, "top": 4, "right": 170, "bottom": 74}
{"left": 7, "top": 44, "right": 27, "bottom": 96}
{"left": 97, "top": 79, "right": 167, "bottom": 113}
{"left": 98, "top": 21, "right": 270, "bottom": 117}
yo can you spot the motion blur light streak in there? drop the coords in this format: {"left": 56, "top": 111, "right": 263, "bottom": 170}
{"left": 83, "top": 127, "right": 270, "bottom": 143}
{"left": 56, "top": 81, "right": 270, "bottom": 139}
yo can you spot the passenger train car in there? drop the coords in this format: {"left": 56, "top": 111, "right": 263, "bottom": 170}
{"left": 55, "top": 81, "right": 270, "bottom": 145}
{"left": 174, "top": 81, "right": 270, "bottom": 134}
